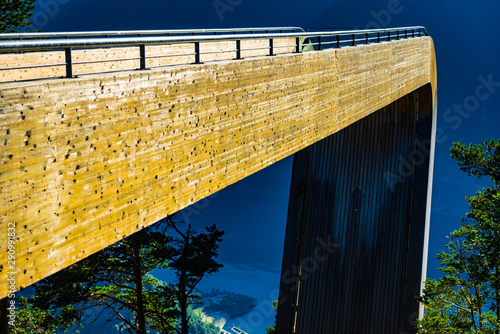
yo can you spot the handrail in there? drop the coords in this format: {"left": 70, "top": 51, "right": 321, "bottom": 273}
{"left": 0, "top": 26, "right": 428, "bottom": 81}
{"left": 0, "top": 26, "right": 305, "bottom": 40}
{"left": 0, "top": 26, "right": 427, "bottom": 51}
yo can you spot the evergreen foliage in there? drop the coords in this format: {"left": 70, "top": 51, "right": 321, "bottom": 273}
{"left": 266, "top": 300, "right": 278, "bottom": 334}
{"left": 163, "top": 218, "right": 224, "bottom": 334}
{"left": 417, "top": 139, "right": 500, "bottom": 333}
{"left": 0, "top": 0, "right": 37, "bottom": 32}
{"left": 11, "top": 215, "right": 224, "bottom": 334}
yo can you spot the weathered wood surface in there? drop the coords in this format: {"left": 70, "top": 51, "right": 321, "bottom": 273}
{"left": 0, "top": 37, "right": 436, "bottom": 298}
{"left": 0, "top": 38, "right": 297, "bottom": 82}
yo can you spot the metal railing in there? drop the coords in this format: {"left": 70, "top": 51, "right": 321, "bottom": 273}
{"left": 0, "top": 26, "right": 305, "bottom": 40}
{"left": 0, "top": 26, "right": 427, "bottom": 81}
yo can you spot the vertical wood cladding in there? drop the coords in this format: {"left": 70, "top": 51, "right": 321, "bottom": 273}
{"left": 277, "top": 85, "right": 433, "bottom": 334}
{"left": 0, "top": 37, "right": 435, "bottom": 299}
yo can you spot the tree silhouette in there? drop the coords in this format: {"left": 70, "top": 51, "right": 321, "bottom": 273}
{"left": 418, "top": 140, "right": 500, "bottom": 333}
{"left": 163, "top": 218, "right": 224, "bottom": 334}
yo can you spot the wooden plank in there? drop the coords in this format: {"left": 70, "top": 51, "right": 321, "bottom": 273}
{"left": 0, "top": 38, "right": 435, "bottom": 299}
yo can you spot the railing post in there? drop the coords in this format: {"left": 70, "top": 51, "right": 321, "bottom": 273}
{"left": 412, "top": 29, "right": 415, "bottom": 37}
{"left": 365, "top": 33, "right": 368, "bottom": 44}
{"left": 318, "top": 36, "right": 322, "bottom": 50}
{"left": 269, "top": 38, "right": 274, "bottom": 56}
{"left": 295, "top": 37, "right": 301, "bottom": 53}
{"left": 387, "top": 31, "right": 390, "bottom": 41}
{"left": 336, "top": 35, "right": 340, "bottom": 48}
{"left": 139, "top": 44, "right": 146, "bottom": 70}
{"left": 405, "top": 30, "right": 408, "bottom": 39}
{"left": 352, "top": 34, "right": 355, "bottom": 46}
{"left": 65, "top": 47, "right": 73, "bottom": 78}
{"left": 377, "top": 32, "right": 380, "bottom": 43}
{"left": 195, "top": 42, "right": 201, "bottom": 64}
{"left": 236, "top": 40, "right": 242, "bottom": 59}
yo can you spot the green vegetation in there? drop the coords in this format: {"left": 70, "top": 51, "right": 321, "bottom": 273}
{"left": 166, "top": 222, "right": 225, "bottom": 334}
{"left": 0, "top": 0, "right": 36, "bottom": 33}
{"left": 21, "top": 219, "right": 178, "bottom": 334}
{"left": 11, "top": 215, "right": 224, "bottom": 334}
{"left": 417, "top": 139, "right": 500, "bottom": 333}
{"left": 294, "top": 37, "right": 315, "bottom": 53}
{"left": 266, "top": 300, "right": 278, "bottom": 334}
{"left": 187, "top": 308, "right": 220, "bottom": 334}
{"left": 203, "top": 291, "right": 257, "bottom": 317}
{"left": 9, "top": 296, "right": 63, "bottom": 334}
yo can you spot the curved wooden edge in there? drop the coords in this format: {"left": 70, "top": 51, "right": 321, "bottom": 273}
{"left": 419, "top": 37, "right": 437, "bottom": 319}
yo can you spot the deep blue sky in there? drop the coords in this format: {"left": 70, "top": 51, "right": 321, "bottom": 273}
{"left": 30, "top": 0, "right": 500, "bottom": 331}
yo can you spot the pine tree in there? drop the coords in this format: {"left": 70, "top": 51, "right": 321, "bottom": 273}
{"left": 163, "top": 218, "right": 224, "bottom": 334}
{"left": 0, "top": 0, "right": 37, "bottom": 32}
{"left": 417, "top": 139, "right": 500, "bottom": 333}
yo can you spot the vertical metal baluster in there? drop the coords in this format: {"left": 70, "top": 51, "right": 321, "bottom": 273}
{"left": 377, "top": 32, "right": 380, "bottom": 43}
{"left": 269, "top": 38, "right": 274, "bottom": 56}
{"left": 236, "top": 40, "right": 241, "bottom": 59}
{"left": 139, "top": 45, "right": 146, "bottom": 70}
{"left": 366, "top": 33, "right": 368, "bottom": 44}
{"left": 296, "top": 37, "right": 301, "bottom": 53}
{"left": 318, "top": 36, "right": 322, "bottom": 50}
{"left": 352, "top": 34, "right": 355, "bottom": 46}
{"left": 336, "top": 35, "right": 340, "bottom": 48}
{"left": 195, "top": 42, "right": 201, "bottom": 64}
{"left": 65, "top": 47, "right": 73, "bottom": 78}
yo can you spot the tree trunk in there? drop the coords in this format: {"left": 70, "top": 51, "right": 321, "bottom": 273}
{"left": 133, "top": 244, "right": 147, "bottom": 334}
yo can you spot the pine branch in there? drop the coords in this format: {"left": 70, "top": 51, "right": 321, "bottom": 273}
{"left": 99, "top": 299, "right": 136, "bottom": 333}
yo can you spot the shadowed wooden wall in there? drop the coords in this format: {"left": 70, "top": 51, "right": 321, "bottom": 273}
{"left": 0, "top": 37, "right": 436, "bottom": 299}
{"left": 276, "top": 84, "right": 435, "bottom": 334}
